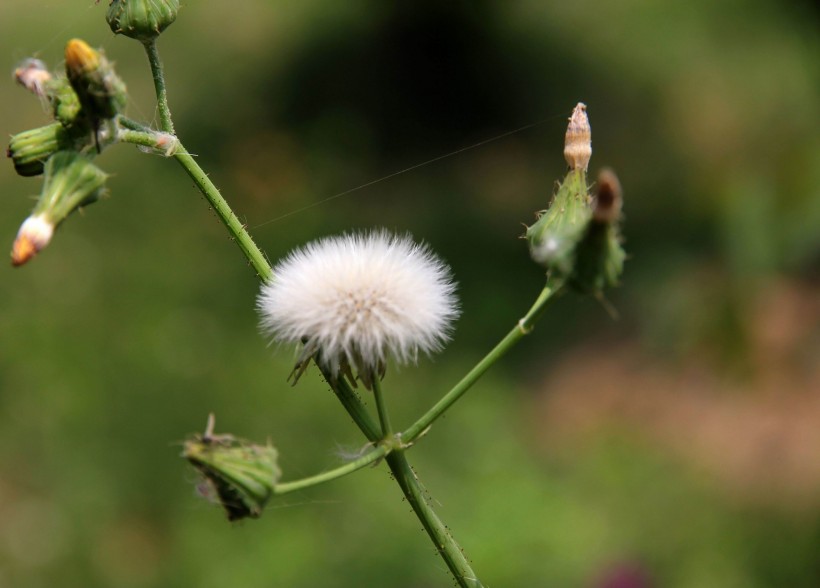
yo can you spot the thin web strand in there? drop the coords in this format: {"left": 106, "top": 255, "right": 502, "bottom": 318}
{"left": 251, "top": 112, "right": 569, "bottom": 230}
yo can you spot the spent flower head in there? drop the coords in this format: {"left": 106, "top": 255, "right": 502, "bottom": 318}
{"left": 257, "top": 230, "right": 459, "bottom": 388}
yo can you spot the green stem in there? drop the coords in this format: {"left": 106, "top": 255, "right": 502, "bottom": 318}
{"left": 142, "top": 43, "right": 271, "bottom": 280}
{"left": 173, "top": 147, "right": 272, "bottom": 281}
{"left": 372, "top": 376, "right": 393, "bottom": 437}
{"left": 143, "top": 40, "right": 175, "bottom": 134}
{"left": 140, "top": 38, "right": 532, "bottom": 588}
{"left": 117, "top": 115, "right": 152, "bottom": 133}
{"left": 326, "top": 377, "right": 483, "bottom": 587}
{"left": 385, "top": 452, "right": 484, "bottom": 588}
{"left": 273, "top": 443, "right": 389, "bottom": 495}
{"left": 117, "top": 128, "right": 179, "bottom": 154}
{"left": 316, "top": 365, "right": 381, "bottom": 443}
{"left": 402, "top": 277, "right": 564, "bottom": 443}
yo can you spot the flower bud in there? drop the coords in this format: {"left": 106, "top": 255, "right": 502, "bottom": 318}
{"left": 526, "top": 168, "right": 592, "bottom": 278}
{"left": 564, "top": 103, "right": 591, "bottom": 172}
{"left": 11, "top": 151, "right": 108, "bottom": 266}
{"left": 592, "top": 168, "right": 622, "bottom": 224}
{"left": 184, "top": 423, "right": 281, "bottom": 521}
{"left": 11, "top": 215, "right": 54, "bottom": 267}
{"left": 570, "top": 169, "right": 626, "bottom": 294}
{"left": 65, "top": 39, "right": 127, "bottom": 121}
{"left": 107, "top": 0, "right": 179, "bottom": 42}
{"left": 14, "top": 58, "right": 52, "bottom": 97}
{"left": 47, "top": 77, "right": 83, "bottom": 128}
{"left": 7, "top": 123, "right": 72, "bottom": 177}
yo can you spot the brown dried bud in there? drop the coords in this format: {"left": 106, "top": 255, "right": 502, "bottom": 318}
{"left": 564, "top": 102, "right": 591, "bottom": 171}
{"left": 592, "top": 168, "right": 622, "bottom": 224}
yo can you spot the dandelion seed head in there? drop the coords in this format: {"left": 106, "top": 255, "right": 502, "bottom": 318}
{"left": 257, "top": 230, "right": 459, "bottom": 381}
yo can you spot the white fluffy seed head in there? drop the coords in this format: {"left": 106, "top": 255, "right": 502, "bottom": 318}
{"left": 257, "top": 230, "right": 459, "bottom": 381}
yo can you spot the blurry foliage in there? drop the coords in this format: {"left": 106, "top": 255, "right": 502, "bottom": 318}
{"left": 0, "top": 1, "right": 818, "bottom": 587}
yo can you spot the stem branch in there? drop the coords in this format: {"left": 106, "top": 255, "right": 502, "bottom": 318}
{"left": 327, "top": 377, "right": 483, "bottom": 587}
{"left": 402, "top": 278, "right": 564, "bottom": 443}
{"left": 274, "top": 443, "right": 389, "bottom": 495}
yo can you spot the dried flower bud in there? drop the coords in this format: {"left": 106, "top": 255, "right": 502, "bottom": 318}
{"left": 65, "top": 39, "right": 127, "bottom": 121}
{"left": 570, "top": 169, "right": 626, "bottom": 294}
{"left": 107, "top": 0, "right": 180, "bottom": 42}
{"left": 564, "top": 103, "right": 591, "bottom": 172}
{"left": 592, "top": 168, "right": 623, "bottom": 224}
{"left": 10, "top": 151, "right": 108, "bottom": 267}
{"left": 14, "top": 58, "right": 52, "bottom": 97}
{"left": 7, "top": 123, "right": 72, "bottom": 177}
{"left": 184, "top": 417, "right": 281, "bottom": 521}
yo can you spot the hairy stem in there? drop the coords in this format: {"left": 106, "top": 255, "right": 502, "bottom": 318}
{"left": 326, "top": 376, "right": 483, "bottom": 587}
{"left": 316, "top": 365, "right": 381, "bottom": 443}
{"left": 385, "top": 452, "right": 484, "bottom": 588}
{"left": 403, "top": 277, "right": 564, "bottom": 443}
{"left": 143, "top": 42, "right": 270, "bottom": 280}
{"left": 144, "top": 40, "right": 175, "bottom": 134}
{"left": 173, "top": 148, "right": 272, "bottom": 281}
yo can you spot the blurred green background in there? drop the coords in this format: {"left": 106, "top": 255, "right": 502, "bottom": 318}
{"left": 1, "top": 1, "right": 819, "bottom": 587}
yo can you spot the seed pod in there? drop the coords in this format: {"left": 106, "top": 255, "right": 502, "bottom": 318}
{"left": 107, "top": 0, "right": 180, "bottom": 42}
{"left": 184, "top": 430, "right": 281, "bottom": 522}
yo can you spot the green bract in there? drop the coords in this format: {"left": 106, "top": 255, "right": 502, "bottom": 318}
{"left": 526, "top": 169, "right": 593, "bottom": 279}
{"left": 47, "top": 77, "right": 83, "bottom": 128}
{"left": 32, "top": 151, "right": 108, "bottom": 224}
{"left": 107, "top": 0, "right": 180, "bottom": 42}
{"left": 7, "top": 124, "right": 73, "bottom": 177}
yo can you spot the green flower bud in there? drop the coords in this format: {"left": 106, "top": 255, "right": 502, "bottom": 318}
{"left": 65, "top": 39, "right": 127, "bottom": 121}
{"left": 570, "top": 169, "right": 626, "bottom": 294}
{"left": 46, "top": 77, "right": 83, "bottom": 128}
{"left": 32, "top": 151, "right": 108, "bottom": 222}
{"left": 526, "top": 168, "right": 592, "bottom": 278}
{"left": 11, "top": 151, "right": 108, "bottom": 266}
{"left": 526, "top": 104, "right": 625, "bottom": 293}
{"left": 7, "top": 123, "right": 73, "bottom": 177}
{"left": 184, "top": 418, "right": 281, "bottom": 521}
{"left": 107, "top": 0, "right": 180, "bottom": 42}
{"left": 527, "top": 104, "right": 596, "bottom": 277}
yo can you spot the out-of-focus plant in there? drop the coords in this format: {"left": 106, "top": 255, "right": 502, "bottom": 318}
{"left": 5, "top": 4, "right": 624, "bottom": 586}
